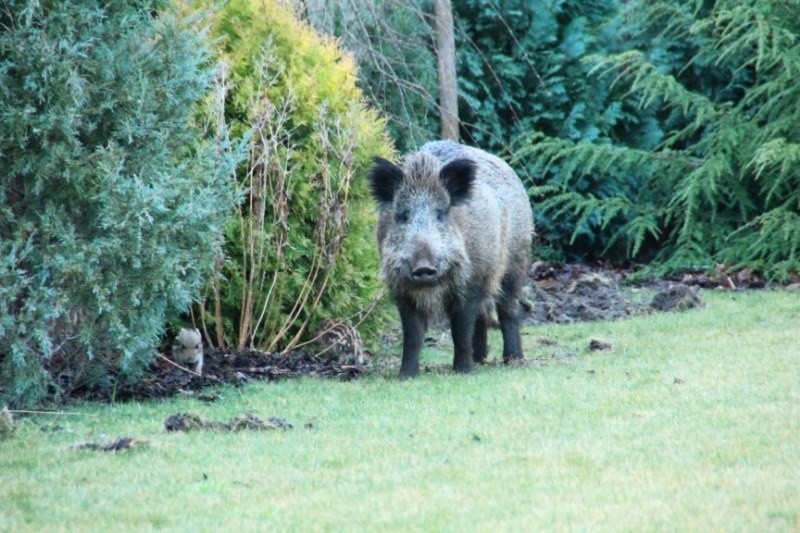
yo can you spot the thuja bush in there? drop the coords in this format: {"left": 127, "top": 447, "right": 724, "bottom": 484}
{"left": 0, "top": 1, "right": 238, "bottom": 406}
{"left": 193, "top": 0, "right": 393, "bottom": 351}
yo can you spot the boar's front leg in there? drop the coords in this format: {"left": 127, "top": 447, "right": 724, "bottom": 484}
{"left": 398, "top": 299, "right": 426, "bottom": 379}
{"left": 449, "top": 290, "right": 483, "bottom": 373}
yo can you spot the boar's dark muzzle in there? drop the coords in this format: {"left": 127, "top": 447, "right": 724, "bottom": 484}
{"left": 409, "top": 259, "right": 440, "bottom": 284}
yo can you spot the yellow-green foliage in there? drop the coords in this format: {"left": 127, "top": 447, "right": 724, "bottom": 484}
{"left": 191, "top": 0, "right": 393, "bottom": 350}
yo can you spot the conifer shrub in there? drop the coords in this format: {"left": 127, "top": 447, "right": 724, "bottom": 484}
{"left": 454, "top": 0, "right": 637, "bottom": 261}
{"left": 193, "top": 0, "right": 393, "bottom": 351}
{"left": 518, "top": 0, "right": 800, "bottom": 279}
{"left": 0, "top": 0, "right": 238, "bottom": 406}
{"left": 455, "top": 0, "right": 624, "bottom": 151}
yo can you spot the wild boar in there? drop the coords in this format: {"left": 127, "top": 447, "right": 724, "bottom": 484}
{"left": 368, "top": 140, "right": 533, "bottom": 378}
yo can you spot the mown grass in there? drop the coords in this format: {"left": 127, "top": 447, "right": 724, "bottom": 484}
{"left": 1, "top": 290, "right": 798, "bottom": 531}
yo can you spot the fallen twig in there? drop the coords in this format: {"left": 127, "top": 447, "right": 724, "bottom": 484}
{"left": 156, "top": 353, "right": 202, "bottom": 377}
{"left": 72, "top": 437, "right": 148, "bottom": 452}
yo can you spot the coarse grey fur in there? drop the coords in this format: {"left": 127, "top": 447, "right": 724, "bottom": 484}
{"left": 172, "top": 328, "right": 204, "bottom": 375}
{"left": 369, "top": 140, "right": 533, "bottom": 378}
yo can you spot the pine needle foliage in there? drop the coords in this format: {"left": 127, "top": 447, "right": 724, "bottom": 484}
{"left": 518, "top": 0, "right": 800, "bottom": 279}
{"left": 193, "top": 0, "right": 393, "bottom": 352}
{"left": 0, "top": 0, "right": 239, "bottom": 406}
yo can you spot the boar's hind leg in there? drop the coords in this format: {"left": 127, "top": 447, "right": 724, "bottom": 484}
{"left": 497, "top": 274, "right": 525, "bottom": 362}
{"left": 472, "top": 308, "right": 489, "bottom": 364}
{"left": 398, "top": 299, "right": 426, "bottom": 379}
{"left": 449, "top": 289, "right": 483, "bottom": 373}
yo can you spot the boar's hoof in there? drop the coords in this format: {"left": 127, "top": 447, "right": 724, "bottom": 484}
{"left": 398, "top": 364, "right": 420, "bottom": 379}
{"left": 453, "top": 361, "right": 474, "bottom": 374}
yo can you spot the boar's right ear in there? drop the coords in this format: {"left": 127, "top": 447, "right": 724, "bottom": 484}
{"left": 368, "top": 157, "right": 403, "bottom": 206}
{"left": 440, "top": 158, "right": 476, "bottom": 206}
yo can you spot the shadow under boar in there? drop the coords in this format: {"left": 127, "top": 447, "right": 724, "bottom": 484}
{"left": 369, "top": 141, "right": 533, "bottom": 378}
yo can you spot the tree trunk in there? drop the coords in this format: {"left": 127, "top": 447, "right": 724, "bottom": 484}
{"left": 434, "top": 0, "right": 459, "bottom": 141}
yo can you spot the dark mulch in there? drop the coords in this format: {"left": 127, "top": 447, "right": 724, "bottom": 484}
{"left": 76, "top": 350, "right": 364, "bottom": 403}
{"left": 523, "top": 261, "right": 764, "bottom": 325}
{"left": 526, "top": 262, "right": 647, "bottom": 324}
{"left": 59, "top": 262, "right": 772, "bottom": 404}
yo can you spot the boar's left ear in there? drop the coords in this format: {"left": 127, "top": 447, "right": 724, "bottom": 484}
{"left": 368, "top": 157, "right": 404, "bottom": 206}
{"left": 440, "top": 158, "right": 476, "bottom": 206}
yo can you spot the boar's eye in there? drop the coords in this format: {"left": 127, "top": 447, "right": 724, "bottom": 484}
{"left": 436, "top": 208, "right": 448, "bottom": 222}
{"left": 395, "top": 210, "right": 410, "bottom": 224}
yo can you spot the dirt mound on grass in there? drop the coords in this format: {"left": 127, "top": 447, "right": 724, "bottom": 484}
{"left": 525, "top": 262, "right": 716, "bottom": 322}
{"left": 525, "top": 262, "right": 651, "bottom": 324}
{"left": 650, "top": 285, "right": 704, "bottom": 312}
{"left": 164, "top": 412, "right": 293, "bottom": 432}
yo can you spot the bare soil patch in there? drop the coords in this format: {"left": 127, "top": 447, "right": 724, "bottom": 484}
{"left": 525, "top": 262, "right": 648, "bottom": 324}
{"left": 64, "top": 262, "right": 759, "bottom": 404}
{"left": 78, "top": 350, "right": 364, "bottom": 403}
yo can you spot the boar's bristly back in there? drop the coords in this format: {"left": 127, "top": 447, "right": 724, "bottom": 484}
{"left": 369, "top": 157, "right": 404, "bottom": 206}
{"left": 439, "top": 158, "right": 476, "bottom": 206}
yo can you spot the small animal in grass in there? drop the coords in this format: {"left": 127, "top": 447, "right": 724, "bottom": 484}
{"left": 315, "top": 319, "right": 366, "bottom": 365}
{"left": 172, "top": 328, "right": 204, "bottom": 375}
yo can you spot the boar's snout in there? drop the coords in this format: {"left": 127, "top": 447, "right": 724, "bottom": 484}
{"left": 410, "top": 258, "right": 438, "bottom": 283}
{"left": 407, "top": 241, "right": 442, "bottom": 285}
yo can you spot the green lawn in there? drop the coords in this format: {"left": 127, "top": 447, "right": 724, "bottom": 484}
{"left": 1, "top": 290, "right": 798, "bottom": 531}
